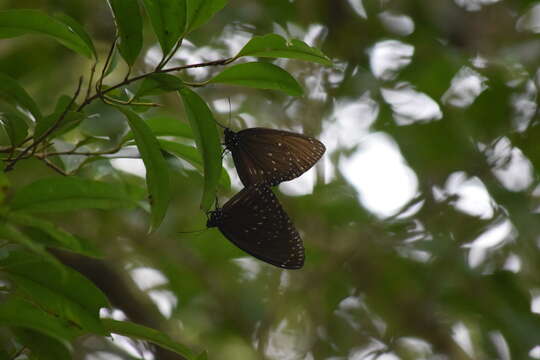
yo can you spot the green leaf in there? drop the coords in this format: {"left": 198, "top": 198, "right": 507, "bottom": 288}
{"left": 6, "top": 211, "right": 102, "bottom": 258}
{"left": 0, "top": 9, "right": 94, "bottom": 58}
{"left": 159, "top": 139, "right": 201, "bottom": 165}
{"left": 102, "top": 319, "right": 194, "bottom": 359}
{"left": 0, "top": 298, "right": 78, "bottom": 342}
{"left": 116, "top": 108, "right": 170, "bottom": 231}
{"left": 54, "top": 13, "right": 96, "bottom": 58}
{"left": 135, "top": 73, "right": 184, "bottom": 98}
{"left": 185, "top": 0, "right": 228, "bottom": 34}
{"left": 178, "top": 88, "right": 222, "bottom": 211}
{"left": 107, "top": 0, "right": 143, "bottom": 66}
{"left": 0, "top": 223, "right": 62, "bottom": 268}
{"left": 142, "top": 0, "right": 186, "bottom": 55}
{"left": 209, "top": 62, "right": 303, "bottom": 96}
{"left": 10, "top": 177, "right": 142, "bottom": 212}
{"left": 0, "top": 172, "right": 9, "bottom": 204}
{"left": 14, "top": 329, "right": 71, "bottom": 360}
{"left": 8, "top": 274, "right": 106, "bottom": 335}
{"left": 33, "top": 113, "right": 60, "bottom": 141}
{"left": 104, "top": 47, "right": 120, "bottom": 78}
{"left": 124, "top": 115, "right": 194, "bottom": 141}
{"left": 35, "top": 95, "right": 84, "bottom": 140}
{"left": 196, "top": 351, "right": 208, "bottom": 360}
{"left": 0, "top": 103, "right": 29, "bottom": 147}
{"left": 1, "top": 250, "right": 109, "bottom": 334}
{"left": 159, "top": 139, "right": 230, "bottom": 190}
{"left": 0, "top": 73, "right": 42, "bottom": 121}
{"left": 235, "top": 34, "right": 332, "bottom": 66}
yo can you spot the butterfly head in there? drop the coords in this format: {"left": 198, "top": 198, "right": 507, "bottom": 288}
{"left": 224, "top": 128, "right": 240, "bottom": 150}
{"left": 206, "top": 208, "right": 224, "bottom": 228}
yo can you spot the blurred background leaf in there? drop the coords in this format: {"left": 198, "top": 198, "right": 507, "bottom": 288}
{"left": 2, "top": 0, "right": 540, "bottom": 359}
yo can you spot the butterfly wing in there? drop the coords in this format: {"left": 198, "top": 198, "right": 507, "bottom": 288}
{"left": 217, "top": 185, "right": 304, "bottom": 269}
{"left": 232, "top": 128, "right": 326, "bottom": 187}
{"left": 230, "top": 147, "right": 266, "bottom": 188}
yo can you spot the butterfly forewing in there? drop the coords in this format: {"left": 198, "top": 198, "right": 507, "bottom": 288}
{"left": 211, "top": 185, "right": 304, "bottom": 269}
{"left": 227, "top": 128, "right": 326, "bottom": 187}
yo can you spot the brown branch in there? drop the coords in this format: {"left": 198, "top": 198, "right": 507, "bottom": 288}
{"left": 44, "top": 142, "right": 124, "bottom": 157}
{"left": 4, "top": 51, "right": 233, "bottom": 171}
{"left": 157, "top": 38, "right": 184, "bottom": 70}
{"left": 52, "top": 250, "right": 188, "bottom": 360}
{"left": 34, "top": 143, "right": 132, "bottom": 175}
{"left": 85, "top": 63, "right": 97, "bottom": 103}
{"left": 78, "top": 57, "right": 232, "bottom": 111}
{"left": 100, "top": 38, "right": 118, "bottom": 88}
{"left": 97, "top": 155, "right": 141, "bottom": 159}
{"left": 4, "top": 77, "right": 84, "bottom": 172}
{"left": 10, "top": 346, "right": 27, "bottom": 360}
{"left": 38, "top": 157, "right": 69, "bottom": 176}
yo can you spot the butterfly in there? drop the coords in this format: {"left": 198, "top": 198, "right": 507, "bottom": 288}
{"left": 206, "top": 184, "right": 304, "bottom": 269}
{"left": 223, "top": 127, "right": 326, "bottom": 187}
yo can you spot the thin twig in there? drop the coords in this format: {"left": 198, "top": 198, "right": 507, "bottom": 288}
{"left": 100, "top": 155, "right": 141, "bottom": 159}
{"left": 92, "top": 38, "right": 119, "bottom": 106}
{"left": 101, "top": 94, "right": 161, "bottom": 107}
{"left": 100, "top": 37, "right": 117, "bottom": 86}
{"left": 7, "top": 142, "right": 15, "bottom": 161}
{"left": 5, "top": 50, "right": 234, "bottom": 171}
{"left": 38, "top": 157, "right": 69, "bottom": 176}
{"left": 123, "top": 67, "right": 131, "bottom": 82}
{"left": 6, "top": 136, "right": 33, "bottom": 161}
{"left": 58, "top": 140, "right": 87, "bottom": 156}
{"left": 181, "top": 80, "right": 210, "bottom": 87}
{"left": 78, "top": 57, "right": 232, "bottom": 110}
{"left": 44, "top": 142, "right": 125, "bottom": 157}
{"left": 5, "top": 77, "right": 84, "bottom": 172}
{"left": 36, "top": 142, "right": 55, "bottom": 156}
{"left": 159, "top": 57, "right": 233, "bottom": 73}
{"left": 10, "top": 347, "right": 27, "bottom": 360}
{"left": 85, "top": 62, "right": 97, "bottom": 102}
{"left": 157, "top": 38, "right": 183, "bottom": 70}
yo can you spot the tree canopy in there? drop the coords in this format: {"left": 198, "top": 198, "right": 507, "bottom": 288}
{"left": 1, "top": 0, "right": 540, "bottom": 359}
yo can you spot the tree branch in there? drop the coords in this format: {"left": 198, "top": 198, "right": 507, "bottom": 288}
{"left": 78, "top": 57, "right": 232, "bottom": 111}
{"left": 4, "top": 77, "right": 84, "bottom": 172}
{"left": 3, "top": 51, "right": 233, "bottom": 172}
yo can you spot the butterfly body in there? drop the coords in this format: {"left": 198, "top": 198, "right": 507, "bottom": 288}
{"left": 206, "top": 208, "right": 223, "bottom": 228}
{"left": 207, "top": 185, "right": 304, "bottom": 269}
{"left": 224, "top": 127, "right": 326, "bottom": 187}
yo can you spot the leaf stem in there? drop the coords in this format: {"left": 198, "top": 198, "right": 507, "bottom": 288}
{"left": 10, "top": 346, "right": 27, "bottom": 360}
{"left": 157, "top": 38, "right": 184, "bottom": 71}
{"left": 43, "top": 141, "right": 126, "bottom": 157}
{"left": 37, "top": 156, "right": 69, "bottom": 176}
{"left": 78, "top": 57, "right": 232, "bottom": 111}
{"left": 85, "top": 62, "right": 97, "bottom": 103}
{"left": 4, "top": 77, "right": 84, "bottom": 172}
{"left": 3, "top": 43, "right": 233, "bottom": 172}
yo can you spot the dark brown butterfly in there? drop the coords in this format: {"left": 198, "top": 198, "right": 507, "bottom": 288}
{"left": 224, "top": 127, "right": 326, "bottom": 187}
{"left": 206, "top": 184, "right": 304, "bottom": 269}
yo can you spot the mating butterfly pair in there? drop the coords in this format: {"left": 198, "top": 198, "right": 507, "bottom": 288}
{"left": 207, "top": 127, "right": 325, "bottom": 269}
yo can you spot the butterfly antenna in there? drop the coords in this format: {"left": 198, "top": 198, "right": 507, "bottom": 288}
{"left": 214, "top": 116, "right": 227, "bottom": 129}
{"left": 227, "top": 97, "right": 232, "bottom": 127}
{"left": 177, "top": 228, "right": 207, "bottom": 235}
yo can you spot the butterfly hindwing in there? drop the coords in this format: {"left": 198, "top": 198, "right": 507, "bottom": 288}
{"left": 212, "top": 185, "right": 304, "bottom": 269}
{"left": 227, "top": 128, "right": 326, "bottom": 187}
{"left": 230, "top": 146, "right": 266, "bottom": 187}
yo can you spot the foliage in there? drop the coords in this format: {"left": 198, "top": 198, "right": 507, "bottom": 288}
{"left": 0, "top": 1, "right": 329, "bottom": 359}
{"left": 1, "top": 0, "right": 540, "bottom": 360}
